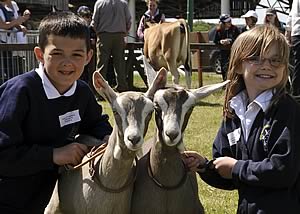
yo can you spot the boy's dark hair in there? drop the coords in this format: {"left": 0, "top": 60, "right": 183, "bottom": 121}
{"left": 38, "top": 11, "right": 91, "bottom": 51}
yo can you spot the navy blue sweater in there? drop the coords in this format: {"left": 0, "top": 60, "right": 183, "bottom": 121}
{"left": 0, "top": 70, "right": 112, "bottom": 213}
{"left": 200, "top": 94, "right": 300, "bottom": 213}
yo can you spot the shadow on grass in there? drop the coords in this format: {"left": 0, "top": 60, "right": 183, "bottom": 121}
{"left": 195, "top": 100, "right": 223, "bottom": 107}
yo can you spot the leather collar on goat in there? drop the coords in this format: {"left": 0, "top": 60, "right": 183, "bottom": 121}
{"left": 146, "top": 151, "right": 188, "bottom": 190}
{"left": 90, "top": 155, "right": 139, "bottom": 193}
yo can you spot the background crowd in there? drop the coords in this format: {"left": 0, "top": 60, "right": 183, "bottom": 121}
{"left": 0, "top": 0, "right": 298, "bottom": 94}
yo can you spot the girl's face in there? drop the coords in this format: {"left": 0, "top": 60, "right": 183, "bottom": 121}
{"left": 239, "top": 43, "right": 284, "bottom": 101}
{"left": 266, "top": 14, "right": 276, "bottom": 23}
{"left": 245, "top": 17, "right": 254, "bottom": 27}
{"left": 34, "top": 35, "right": 93, "bottom": 94}
{"left": 148, "top": 1, "right": 157, "bottom": 13}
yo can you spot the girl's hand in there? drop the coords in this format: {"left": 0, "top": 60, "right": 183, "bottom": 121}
{"left": 181, "top": 151, "right": 207, "bottom": 172}
{"left": 213, "top": 157, "right": 237, "bottom": 179}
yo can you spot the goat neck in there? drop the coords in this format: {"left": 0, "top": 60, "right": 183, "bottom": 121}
{"left": 149, "top": 86, "right": 194, "bottom": 187}
{"left": 92, "top": 67, "right": 168, "bottom": 190}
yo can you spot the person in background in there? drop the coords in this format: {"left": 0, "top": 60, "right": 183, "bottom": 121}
{"left": 77, "top": 6, "right": 96, "bottom": 85}
{"left": 137, "top": 0, "right": 165, "bottom": 41}
{"left": 77, "top": 6, "right": 96, "bottom": 44}
{"left": 214, "top": 14, "right": 240, "bottom": 81}
{"left": 183, "top": 25, "right": 300, "bottom": 214}
{"left": 286, "top": 0, "right": 300, "bottom": 99}
{"left": 92, "top": 0, "right": 131, "bottom": 92}
{"left": 0, "top": 11, "right": 112, "bottom": 213}
{"left": 240, "top": 10, "right": 258, "bottom": 33}
{"left": 264, "top": 8, "right": 285, "bottom": 34}
{"left": 0, "top": 0, "right": 30, "bottom": 43}
{"left": 6, "top": 0, "right": 30, "bottom": 43}
{"left": 77, "top": 5, "right": 117, "bottom": 90}
{"left": 0, "top": 0, "right": 29, "bottom": 83}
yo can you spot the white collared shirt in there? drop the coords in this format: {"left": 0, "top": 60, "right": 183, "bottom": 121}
{"left": 229, "top": 90, "right": 273, "bottom": 142}
{"left": 35, "top": 63, "right": 77, "bottom": 99}
{"left": 145, "top": 9, "right": 161, "bottom": 20}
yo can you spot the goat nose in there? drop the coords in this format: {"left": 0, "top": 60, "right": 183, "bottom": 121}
{"left": 165, "top": 130, "right": 179, "bottom": 140}
{"left": 127, "top": 135, "right": 141, "bottom": 145}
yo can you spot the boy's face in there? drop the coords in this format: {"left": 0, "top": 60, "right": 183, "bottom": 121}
{"left": 34, "top": 34, "right": 93, "bottom": 94}
{"left": 224, "top": 21, "right": 232, "bottom": 28}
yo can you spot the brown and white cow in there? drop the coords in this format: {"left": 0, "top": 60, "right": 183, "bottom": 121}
{"left": 143, "top": 19, "right": 192, "bottom": 88}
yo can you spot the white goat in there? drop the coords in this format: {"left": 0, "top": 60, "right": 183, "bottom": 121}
{"left": 44, "top": 68, "right": 168, "bottom": 214}
{"left": 131, "top": 80, "right": 230, "bottom": 214}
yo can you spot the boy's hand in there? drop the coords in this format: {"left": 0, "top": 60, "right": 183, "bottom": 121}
{"left": 213, "top": 157, "right": 237, "bottom": 179}
{"left": 181, "top": 151, "right": 207, "bottom": 172}
{"left": 53, "top": 143, "right": 89, "bottom": 166}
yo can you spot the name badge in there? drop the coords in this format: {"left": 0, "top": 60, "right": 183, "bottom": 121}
{"left": 59, "top": 110, "right": 81, "bottom": 127}
{"left": 227, "top": 128, "right": 241, "bottom": 146}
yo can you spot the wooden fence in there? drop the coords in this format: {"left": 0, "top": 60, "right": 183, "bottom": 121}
{"left": 0, "top": 30, "right": 217, "bottom": 87}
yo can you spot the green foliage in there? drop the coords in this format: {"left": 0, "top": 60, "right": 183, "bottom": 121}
{"left": 99, "top": 72, "right": 238, "bottom": 214}
{"left": 193, "top": 21, "right": 215, "bottom": 32}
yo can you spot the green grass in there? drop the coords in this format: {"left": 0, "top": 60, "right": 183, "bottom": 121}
{"left": 99, "top": 72, "right": 238, "bottom": 214}
{"left": 193, "top": 21, "right": 215, "bottom": 32}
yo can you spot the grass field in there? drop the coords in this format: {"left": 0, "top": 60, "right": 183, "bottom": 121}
{"left": 99, "top": 72, "right": 238, "bottom": 214}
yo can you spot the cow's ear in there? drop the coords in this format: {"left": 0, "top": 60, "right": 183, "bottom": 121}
{"left": 191, "top": 80, "right": 230, "bottom": 101}
{"left": 93, "top": 70, "right": 117, "bottom": 104}
{"left": 145, "top": 67, "right": 167, "bottom": 100}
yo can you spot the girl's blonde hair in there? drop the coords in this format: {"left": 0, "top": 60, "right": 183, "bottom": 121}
{"left": 224, "top": 25, "right": 289, "bottom": 118}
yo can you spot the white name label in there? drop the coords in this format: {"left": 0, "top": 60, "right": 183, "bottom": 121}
{"left": 227, "top": 128, "right": 241, "bottom": 146}
{"left": 59, "top": 110, "right": 81, "bottom": 127}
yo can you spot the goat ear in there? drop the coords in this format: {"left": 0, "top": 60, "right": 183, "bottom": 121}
{"left": 92, "top": 70, "right": 117, "bottom": 103}
{"left": 191, "top": 80, "right": 230, "bottom": 101}
{"left": 145, "top": 67, "right": 167, "bottom": 100}
{"left": 143, "top": 55, "right": 157, "bottom": 87}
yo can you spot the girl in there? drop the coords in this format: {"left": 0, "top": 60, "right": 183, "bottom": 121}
{"left": 240, "top": 10, "right": 258, "bottom": 33}
{"left": 137, "top": 0, "right": 165, "bottom": 40}
{"left": 184, "top": 25, "right": 300, "bottom": 213}
{"left": 264, "top": 8, "right": 285, "bottom": 34}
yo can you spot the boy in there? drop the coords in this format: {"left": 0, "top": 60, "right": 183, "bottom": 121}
{"left": 0, "top": 11, "right": 112, "bottom": 213}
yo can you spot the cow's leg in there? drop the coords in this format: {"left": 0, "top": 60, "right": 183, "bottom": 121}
{"left": 184, "top": 65, "right": 192, "bottom": 89}
{"left": 167, "top": 60, "right": 180, "bottom": 85}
